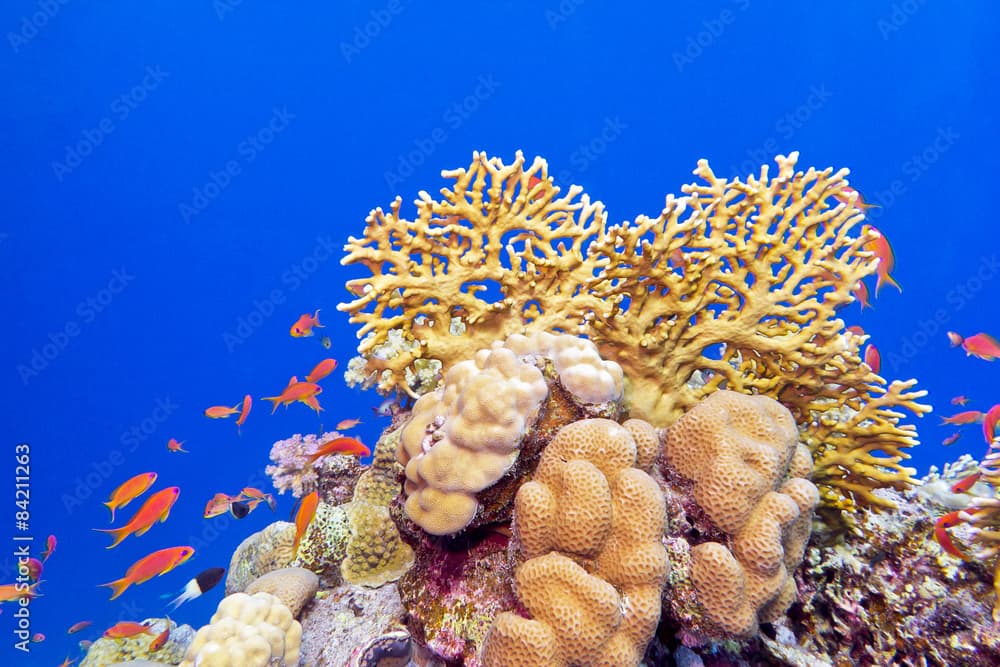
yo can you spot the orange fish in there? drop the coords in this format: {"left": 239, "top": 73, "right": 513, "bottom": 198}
{"left": 148, "top": 623, "right": 170, "bottom": 651}
{"left": 40, "top": 534, "right": 56, "bottom": 563}
{"left": 239, "top": 487, "right": 276, "bottom": 512}
{"left": 204, "top": 404, "right": 240, "bottom": 419}
{"left": 942, "top": 432, "right": 961, "bottom": 446}
{"left": 302, "top": 395, "right": 323, "bottom": 415}
{"left": 0, "top": 581, "right": 41, "bottom": 602}
{"left": 30, "top": 632, "right": 44, "bottom": 642}
{"left": 235, "top": 394, "right": 252, "bottom": 433}
{"left": 102, "top": 621, "right": 153, "bottom": 639}
{"left": 336, "top": 418, "right": 363, "bottom": 430}
{"left": 166, "top": 438, "right": 188, "bottom": 453}
{"left": 290, "top": 309, "right": 323, "bottom": 337}
{"left": 941, "top": 410, "right": 984, "bottom": 426}
{"left": 67, "top": 620, "right": 92, "bottom": 635}
{"left": 951, "top": 395, "right": 970, "bottom": 406}
{"left": 950, "top": 472, "right": 982, "bottom": 494}
{"left": 305, "top": 358, "right": 337, "bottom": 383}
{"left": 262, "top": 381, "right": 322, "bottom": 414}
{"left": 961, "top": 332, "right": 1000, "bottom": 361}
{"left": 204, "top": 492, "right": 237, "bottom": 519}
{"left": 947, "top": 331, "right": 964, "bottom": 347}
{"left": 307, "top": 436, "right": 371, "bottom": 463}
{"left": 933, "top": 511, "right": 973, "bottom": 560}
{"left": 862, "top": 225, "right": 901, "bottom": 296}
{"left": 851, "top": 281, "right": 872, "bottom": 310}
{"left": 984, "top": 404, "right": 1000, "bottom": 445}
{"left": 292, "top": 491, "right": 319, "bottom": 554}
{"left": 98, "top": 546, "right": 195, "bottom": 600}
{"left": 24, "top": 557, "right": 43, "bottom": 582}
{"left": 863, "top": 344, "right": 881, "bottom": 374}
{"left": 57, "top": 657, "right": 76, "bottom": 667}
{"left": 835, "top": 185, "right": 878, "bottom": 211}
{"left": 94, "top": 486, "right": 180, "bottom": 548}
{"left": 104, "top": 473, "right": 157, "bottom": 522}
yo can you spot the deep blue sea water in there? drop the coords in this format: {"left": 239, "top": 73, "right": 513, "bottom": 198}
{"left": 1, "top": 2, "right": 998, "bottom": 664}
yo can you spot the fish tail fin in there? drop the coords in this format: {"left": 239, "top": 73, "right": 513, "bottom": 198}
{"left": 875, "top": 272, "right": 902, "bottom": 296}
{"left": 314, "top": 309, "right": 324, "bottom": 328}
{"left": 167, "top": 580, "right": 199, "bottom": 611}
{"left": 262, "top": 396, "right": 282, "bottom": 414}
{"left": 93, "top": 526, "right": 130, "bottom": 549}
{"left": 99, "top": 577, "right": 131, "bottom": 600}
{"left": 103, "top": 501, "right": 116, "bottom": 523}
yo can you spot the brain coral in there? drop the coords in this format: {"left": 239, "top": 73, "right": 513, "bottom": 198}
{"left": 484, "top": 418, "right": 668, "bottom": 667}
{"left": 661, "top": 390, "right": 819, "bottom": 637}
{"left": 226, "top": 521, "right": 297, "bottom": 595}
{"left": 338, "top": 150, "right": 930, "bottom": 512}
{"left": 179, "top": 592, "right": 301, "bottom": 667}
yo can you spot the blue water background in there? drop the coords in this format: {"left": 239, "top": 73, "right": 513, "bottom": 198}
{"left": 2, "top": 2, "right": 998, "bottom": 664}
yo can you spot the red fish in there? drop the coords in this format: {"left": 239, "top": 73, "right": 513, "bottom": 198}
{"left": 961, "top": 332, "right": 1000, "bottom": 361}
{"left": 940, "top": 410, "right": 984, "bottom": 426}
{"left": 942, "top": 432, "right": 961, "bottom": 446}
{"left": 94, "top": 487, "right": 180, "bottom": 548}
{"left": 292, "top": 491, "right": 319, "bottom": 554}
{"left": 67, "top": 620, "right": 92, "bottom": 635}
{"left": 950, "top": 472, "right": 982, "bottom": 494}
{"left": 23, "top": 557, "right": 43, "bottom": 582}
{"left": 204, "top": 404, "right": 240, "bottom": 419}
{"left": 40, "top": 534, "right": 56, "bottom": 563}
{"left": 235, "top": 394, "right": 252, "bottom": 433}
{"left": 305, "top": 358, "right": 337, "bottom": 383}
{"left": 102, "top": 621, "right": 153, "bottom": 639}
{"left": 262, "top": 382, "right": 322, "bottom": 414}
{"left": 148, "top": 623, "right": 170, "bottom": 651}
{"left": 862, "top": 225, "right": 901, "bottom": 296}
{"left": 98, "top": 546, "right": 195, "bottom": 600}
{"left": 104, "top": 473, "right": 157, "bottom": 522}
{"left": 933, "top": 511, "right": 971, "bottom": 560}
{"left": 336, "top": 418, "right": 363, "bottom": 430}
{"left": 290, "top": 309, "right": 323, "bottom": 337}
{"left": 863, "top": 344, "right": 881, "bottom": 374}
{"left": 984, "top": 404, "right": 1000, "bottom": 445}
{"left": 852, "top": 281, "right": 872, "bottom": 310}
{"left": 166, "top": 438, "right": 188, "bottom": 453}
{"left": 307, "top": 436, "right": 370, "bottom": 463}
{"left": 30, "top": 632, "right": 44, "bottom": 642}
{"left": 951, "top": 395, "right": 970, "bottom": 406}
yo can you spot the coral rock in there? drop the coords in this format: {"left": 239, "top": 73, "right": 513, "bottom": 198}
{"left": 245, "top": 566, "right": 319, "bottom": 617}
{"left": 225, "top": 521, "right": 297, "bottom": 595}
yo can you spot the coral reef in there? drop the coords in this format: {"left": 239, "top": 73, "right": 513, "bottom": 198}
{"left": 266, "top": 430, "right": 359, "bottom": 500}
{"left": 179, "top": 592, "right": 302, "bottom": 667}
{"left": 245, "top": 566, "right": 319, "bottom": 617}
{"left": 225, "top": 521, "right": 297, "bottom": 595}
{"left": 81, "top": 618, "right": 193, "bottom": 667}
{"left": 338, "top": 150, "right": 930, "bottom": 513}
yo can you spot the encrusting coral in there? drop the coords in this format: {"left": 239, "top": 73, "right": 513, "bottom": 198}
{"left": 339, "top": 150, "right": 929, "bottom": 513}
{"left": 225, "top": 521, "right": 298, "bottom": 595}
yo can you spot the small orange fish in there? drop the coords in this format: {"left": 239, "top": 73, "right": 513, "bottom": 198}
{"left": 98, "top": 546, "right": 195, "bottom": 600}
{"left": 933, "top": 511, "right": 972, "bottom": 560}
{"left": 239, "top": 488, "right": 276, "bottom": 512}
{"left": 950, "top": 472, "right": 982, "bottom": 494}
{"left": 305, "top": 358, "right": 337, "bottom": 383}
{"left": 292, "top": 491, "right": 319, "bottom": 554}
{"left": 852, "top": 280, "right": 872, "bottom": 310}
{"left": 862, "top": 225, "right": 901, "bottom": 296}
{"left": 57, "top": 657, "right": 76, "bottom": 667}
{"left": 148, "top": 623, "right": 170, "bottom": 651}
{"left": 262, "top": 381, "right": 322, "bottom": 414}
{"left": 984, "top": 404, "right": 1000, "bottom": 445}
{"left": 863, "top": 344, "right": 881, "bottom": 374}
{"left": 67, "top": 620, "right": 92, "bottom": 635}
{"left": 40, "top": 534, "right": 56, "bottom": 562}
{"left": 307, "top": 436, "right": 371, "bottom": 463}
{"left": 336, "top": 418, "right": 363, "bottom": 430}
{"left": 30, "top": 632, "right": 44, "bottom": 642}
{"left": 290, "top": 309, "right": 323, "bottom": 337}
{"left": 961, "top": 332, "right": 1000, "bottom": 361}
{"left": 104, "top": 474, "right": 157, "bottom": 523}
{"left": 204, "top": 492, "right": 237, "bottom": 519}
{"left": 940, "top": 410, "right": 984, "bottom": 426}
{"left": 94, "top": 486, "right": 180, "bottom": 548}
{"left": 166, "top": 438, "right": 188, "bottom": 453}
{"left": 0, "top": 581, "right": 42, "bottom": 602}
{"left": 204, "top": 404, "right": 240, "bottom": 419}
{"left": 947, "top": 331, "right": 964, "bottom": 347}
{"left": 235, "top": 394, "right": 252, "bottom": 433}
{"left": 102, "top": 621, "right": 153, "bottom": 639}
{"left": 951, "top": 395, "right": 970, "bottom": 406}
{"left": 942, "top": 432, "right": 961, "bottom": 446}
{"left": 835, "top": 185, "right": 878, "bottom": 211}
{"left": 845, "top": 325, "right": 866, "bottom": 337}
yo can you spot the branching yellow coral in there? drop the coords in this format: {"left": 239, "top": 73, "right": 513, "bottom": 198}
{"left": 338, "top": 150, "right": 930, "bottom": 511}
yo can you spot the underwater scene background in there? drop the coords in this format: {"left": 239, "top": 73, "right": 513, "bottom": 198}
{"left": 2, "top": 1, "right": 999, "bottom": 665}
